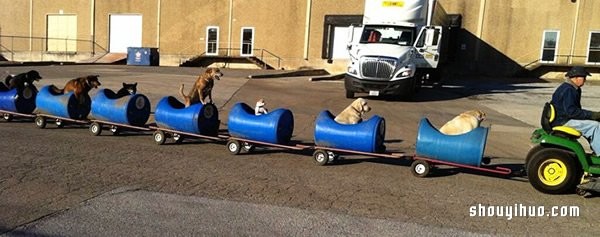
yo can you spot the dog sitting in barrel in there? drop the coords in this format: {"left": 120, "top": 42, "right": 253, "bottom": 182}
{"left": 2, "top": 70, "right": 42, "bottom": 91}
{"left": 334, "top": 98, "right": 371, "bottom": 124}
{"left": 255, "top": 98, "right": 269, "bottom": 115}
{"left": 439, "top": 110, "right": 486, "bottom": 135}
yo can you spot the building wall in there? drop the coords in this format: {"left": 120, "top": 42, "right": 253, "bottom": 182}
{"left": 1, "top": 0, "right": 600, "bottom": 77}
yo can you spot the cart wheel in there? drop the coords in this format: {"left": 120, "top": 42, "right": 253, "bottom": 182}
{"left": 313, "top": 150, "right": 329, "bottom": 166}
{"left": 173, "top": 133, "right": 184, "bottom": 144}
{"left": 227, "top": 140, "right": 241, "bottom": 155}
{"left": 576, "top": 187, "right": 588, "bottom": 197}
{"left": 327, "top": 151, "right": 339, "bottom": 162}
{"left": 153, "top": 130, "right": 166, "bottom": 145}
{"left": 241, "top": 142, "right": 255, "bottom": 153}
{"left": 90, "top": 122, "right": 102, "bottom": 136}
{"left": 34, "top": 116, "right": 46, "bottom": 128}
{"left": 55, "top": 119, "right": 64, "bottom": 128}
{"left": 482, "top": 157, "right": 491, "bottom": 165}
{"left": 2, "top": 113, "right": 12, "bottom": 122}
{"left": 411, "top": 160, "right": 430, "bottom": 177}
{"left": 110, "top": 126, "right": 120, "bottom": 136}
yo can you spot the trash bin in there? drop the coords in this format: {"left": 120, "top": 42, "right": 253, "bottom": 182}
{"left": 127, "top": 47, "right": 159, "bottom": 66}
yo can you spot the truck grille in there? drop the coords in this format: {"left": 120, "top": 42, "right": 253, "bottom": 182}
{"left": 360, "top": 57, "right": 397, "bottom": 79}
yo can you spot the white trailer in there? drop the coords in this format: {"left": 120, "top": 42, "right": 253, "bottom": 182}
{"left": 345, "top": 0, "right": 451, "bottom": 99}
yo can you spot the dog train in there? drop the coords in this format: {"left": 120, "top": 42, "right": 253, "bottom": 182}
{"left": 0, "top": 69, "right": 511, "bottom": 178}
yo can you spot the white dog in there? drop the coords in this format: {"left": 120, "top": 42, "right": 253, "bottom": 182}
{"left": 439, "top": 110, "right": 486, "bottom": 135}
{"left": 255, "top": 98, "right": 269, "bottom": 115}
{"left": 334, "top": 98, "right": 371, "bottom": 124}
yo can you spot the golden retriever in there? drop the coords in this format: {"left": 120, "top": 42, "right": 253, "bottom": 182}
{"left": 179, "top": 68, "right": 223, "bottom": 106}
{"left": 439, "top": 110, "right": 486, "bottom": 135}
{"left": 334, "top": 98, "right": 371, "bottom": 124}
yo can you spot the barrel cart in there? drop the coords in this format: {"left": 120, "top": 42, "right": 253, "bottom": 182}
{"left": 311, "top": 110, "right": 399, "bottom": 165}
{"left": 0, "top": 85, "right": 37, "bottom": 121}
{"left": 225, "top": 102, "right": 309, "bottom": 155}
{"left": 410, "top": 118, "right": 512, "bottom": 177}
{"left": 34, "top": 85, "right": 91, "bottom": 128}
{"left": 151, "top": 96, "right": 222, "bottom": 145}
{"left": 88, "top": 88, "right": 152, "bottom": 136}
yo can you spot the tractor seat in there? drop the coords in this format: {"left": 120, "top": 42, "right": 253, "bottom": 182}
{"left": 541, "top": 102, "right": 582, "bottom": 139}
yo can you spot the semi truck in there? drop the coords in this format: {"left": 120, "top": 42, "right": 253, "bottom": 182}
{"left": 345, "top": 0, "right": 452, "bottom": 99}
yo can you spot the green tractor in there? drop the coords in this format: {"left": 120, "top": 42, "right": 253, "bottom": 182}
{"left": 526, "top": 103, "right": 600, "bottom": 196}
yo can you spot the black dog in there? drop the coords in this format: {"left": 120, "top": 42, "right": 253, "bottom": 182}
{"left": 115, "top": 82, "right": 137, "bottom": 97}
{"left": 5, "top": 70, "right": 42, "bottom": 90}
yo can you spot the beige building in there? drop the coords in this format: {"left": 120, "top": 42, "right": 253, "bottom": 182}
{"left": 1, "top": 0, "right": 599, "bottom": 78}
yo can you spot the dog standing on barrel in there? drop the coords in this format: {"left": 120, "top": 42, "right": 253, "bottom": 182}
{"left": 439, "top": 110, "right": 486, "bottom": 135}
{"left": 179, "top": 68, "right": 223, "bottom": 107}
{"left": 51, "top": 75, "right": 102, "bottom": 106}
{"left": 334, "top": 98, "right": 371, "bottom": 124}
{"left": 4, "top": 70, "right": 42, "bottom": 90}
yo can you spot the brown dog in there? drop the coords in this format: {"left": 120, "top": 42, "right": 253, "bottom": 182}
{"left": 179, "top": 68, "right": 223, "bottom": 107}
{"left": 52, "top": 75, "right": 101, "bottom": 105}
{"left": 439, "top": 110, "right": 486, "bottom": 135}
{"left": 334, "top": 98, "right": 371, "bottom": 124}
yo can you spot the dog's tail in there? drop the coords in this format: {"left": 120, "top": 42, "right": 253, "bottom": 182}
{"left": 49, "top": 85, "right": 64, "bottom": 94}
{"left": 179, "top": 84, "right": 190, "bottom": 101}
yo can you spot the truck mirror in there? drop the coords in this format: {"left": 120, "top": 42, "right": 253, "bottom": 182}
{"left": 347, "top": 25, "right": 355, "bottom": 45}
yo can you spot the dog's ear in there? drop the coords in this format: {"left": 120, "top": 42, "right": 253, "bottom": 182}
{"left": 205, "top": 68, "right": 214, "bottom": 74}
{"left": 123, "top": 82, "right": 126, "bottom": 87}
{"left": 134, "top": 82, "right": 137, "bottom": 86}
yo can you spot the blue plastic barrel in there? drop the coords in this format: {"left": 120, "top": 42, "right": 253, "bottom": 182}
{"left": 415, "top": 118, "right": 488, "bottom": 166}
{"left": 227, "top": 102, "right": 294, "bottom": 144}
{"left": 0, "top": 86, "right": 37, "bottom": 113}
{"left": 90, "top": 89, "right": 151, "bottom": 126}
{"left": 35, "top": 85, "right": 90, "bottom": 120}
{"left": 314, "top": 110, "right": 386, "bottom": 153}
{"left": 154, "top": 96, "right": 219, "bottom": 135}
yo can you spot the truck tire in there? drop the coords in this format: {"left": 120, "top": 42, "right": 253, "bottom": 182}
{"left": 345, "top": 90, "right": 354, "bottom": 99}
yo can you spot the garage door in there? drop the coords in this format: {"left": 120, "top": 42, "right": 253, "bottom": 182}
{"left": 47, "top": 14, "right": 77, "bottom": 52}
{"left": 331, "top": 26, "right": 362, "bottom": 59}
{"left": 109, "top": 14, "right": 142, "bottom": 53}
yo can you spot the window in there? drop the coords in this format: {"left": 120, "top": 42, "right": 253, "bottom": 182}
{"left": 587, "top": 32, "right": 600, "bottom": 64}
{"left": 540, "top": 30, "right": 559, "bottom": 63}
{"left": 206, "top": 27, "right": 219, "bottom": 56}
{"left": 240, "top": 27, "right": 254, "bottom": 56}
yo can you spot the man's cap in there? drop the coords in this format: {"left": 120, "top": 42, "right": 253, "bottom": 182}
{"left": 566, "top": 66, "right": 591, "bottom": 78}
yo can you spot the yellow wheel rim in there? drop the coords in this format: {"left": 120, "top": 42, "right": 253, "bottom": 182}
{"left": 538, "top": 158, "right": 568, "bottom": 186}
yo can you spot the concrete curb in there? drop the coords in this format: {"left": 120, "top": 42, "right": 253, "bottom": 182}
{"left": 248, "top": 69, "right": 330, "bottom": 79}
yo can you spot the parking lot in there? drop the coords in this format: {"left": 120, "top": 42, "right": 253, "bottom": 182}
{"left": 1, "top": 65, "right": 599, "bottom": 236}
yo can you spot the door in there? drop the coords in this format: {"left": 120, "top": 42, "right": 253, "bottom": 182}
{"left": 414, "top": 26, "right": 443, "bottom": 68}
{"left": 240, "top": 27, "right": 254, "bottom": 56}
{"left": 47, "top": 14, "right": 77, "bottom": 52}
{"left": 332, "top": 26, "right": 362, "bottom": 59}
{"left": 206, "top": 26, "right": 219, "bottom": 56}
{"left": 109, "top": 14, "right": 142, "bottom": 53}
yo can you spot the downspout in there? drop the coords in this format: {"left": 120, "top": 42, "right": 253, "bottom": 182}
{"left": 90, "top": 0, "right": 95, "bottom": 54}
{"left": 303, "top": 0, "right": 312, "bottom": 60}
{"left": 475, "top": 0, "right": 486, "bottom": 62}
{"left": 228, "top": 0, "right": 233, "bottom": 56}
{"left": 29, "top": 0, "right": 33, "bottom": 51}
{"left": 568, "top": 0, "right": 580, "bottom": 65}
{"left": 156, "top": 0, "right": 161, "bottom": 48}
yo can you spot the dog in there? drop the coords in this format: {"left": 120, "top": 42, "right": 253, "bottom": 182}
{"left": 5, "top": 70, "right": 42, "bottom": 90}
{"left": 51, "top": 75, "right": 101, "bottom": 105}
{"left": 179, "top": 68, "right": 223, "bottom": 107}
{"left": 334, "top": 98, "right": 371, "bottom": 124}
{"left": 115, "top": 82, "right": 137, "bottom": 97}
{"left": 255, "top": 98, "right": 269, "bottom": 115}
{"left": 439, "top": 110, "right": 487, "bottom": 135}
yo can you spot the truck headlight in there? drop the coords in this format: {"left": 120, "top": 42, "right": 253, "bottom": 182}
{"left": 347, "top": 66, "right": 358, "bottom": 75}
{"left": 397, "top": 67, "right": 413, "bottom": 78}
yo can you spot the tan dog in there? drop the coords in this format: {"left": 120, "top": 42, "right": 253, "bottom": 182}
{"left": 439, "top": 110, "right": 486, "bottom": 135}
{"left": 51, "top": 75, "right": 101, "bottom": 105}
{"left": 179, "top": 68, "right": 223, "bottom": 106}
{"left": 334, "top": 98, "right": 371, "bottom": 124}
